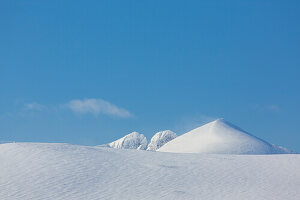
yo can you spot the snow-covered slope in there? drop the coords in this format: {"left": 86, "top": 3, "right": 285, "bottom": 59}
{"left": 108, "top": 132, "right": 148, "bottom": 150}
{"left": 158, "top": 119, "right": 292, "bottom": 154}
{"left": 0, "top": 142, "right": 299, "bottom": 200}
{"left": 147, "top": 130, "right": 177, "bottom": 151}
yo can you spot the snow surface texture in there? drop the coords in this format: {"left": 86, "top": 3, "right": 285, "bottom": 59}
{"left": 0, "top": 142, "right": 299, "bottom": 200}
{"left": 108, "top": 132, "right": 148, "bottom": 150}
{"left": 158, "top": 119, "right": 292, "bottom": 154}
{"left": 147, "top": 130, "right": 177, "bottom": 151}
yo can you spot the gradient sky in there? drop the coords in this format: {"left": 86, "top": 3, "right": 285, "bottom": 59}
{"left": 1, "top": 1, "right": 300, "bottom": 152}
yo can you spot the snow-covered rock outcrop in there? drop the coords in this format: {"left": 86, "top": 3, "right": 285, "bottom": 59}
{"left": 158, "top": 119, "right": 292, "bottom": 154}
{"left": 108, "top": 132, "right": 148, "bottom": 150}
{"left": 146, "top": 130, "right": 177, "bottom": 151}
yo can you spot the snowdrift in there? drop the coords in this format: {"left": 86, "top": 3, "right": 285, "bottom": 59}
{"left": 0, "top": 142, "right": 299, "bottom": 200}
{"left": 158, "top": 119, "right": 292, "bottom": 154}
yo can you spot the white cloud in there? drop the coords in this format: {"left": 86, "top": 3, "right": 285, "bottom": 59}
{"left": 65, "top": 98, "right": 132, "bottom": 118}
{"left": 25, "top": 102, "right": 47, "bottom": 111}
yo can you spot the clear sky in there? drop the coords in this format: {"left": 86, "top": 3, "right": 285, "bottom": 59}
{"left": 1, "top": 1, "right": 300, "bottom": 152}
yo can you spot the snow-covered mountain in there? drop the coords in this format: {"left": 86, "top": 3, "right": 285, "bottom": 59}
{"left": 147, "top": 130, "right": 177, "bottom": 151}
{"left": 158, "top": 119, "right": 292, "bottom": 154}
{"left": 0, "top": 142, "right": 299, "bottom": 200}
{"left": 106, "top": 119, "right": 292, "bottom": 154}
{"left": 108, "top": 132, "right": 148, "bottom": 150}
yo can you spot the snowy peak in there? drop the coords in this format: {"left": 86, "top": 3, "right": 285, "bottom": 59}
{"left": 146, "top": 130, "right": 177, "bottom": 151}
{"left": 158, "top": 119, "right": 291, "bottom": 154}
{"left": 207, "top": 118, "right": 250, "bottom": 135}
{"left": 108, "top": 132, "right": 148, "bottom": 150}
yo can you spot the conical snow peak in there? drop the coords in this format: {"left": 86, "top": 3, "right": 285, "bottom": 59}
{"left": 158, "top": 119, "right": 291, "bottom": 154}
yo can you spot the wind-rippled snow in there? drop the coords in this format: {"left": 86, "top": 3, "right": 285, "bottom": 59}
{"left": 0, "top": 142, "right": 299, "bottom": 200}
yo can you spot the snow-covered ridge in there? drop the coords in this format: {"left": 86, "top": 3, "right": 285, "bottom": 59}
{"left": 147, "top": 130, "right": 177, "bottom": 151}
{"left": 108, "top": 132, "right": 148, "bottom": 150}
{"left": 158, "top": 119, "right": 292, "bottom": 154}
{"left": 104, "top": 119, "right": 293, "bottom": 154}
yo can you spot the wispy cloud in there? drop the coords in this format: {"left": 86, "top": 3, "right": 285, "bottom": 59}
{"left": 65, "top": 98, "right": 132, "bottom": 118}
{"left": 22, "top": 98, "right": 133, "bottom": 118}
{"left": 25, "top": 102, "right": 47, "bottom": 111}
{"left": 265, "top": 104, "right": 280, "bottom": 112}
{"left": 252, "top": 104, "right": 280, "bottom": 112}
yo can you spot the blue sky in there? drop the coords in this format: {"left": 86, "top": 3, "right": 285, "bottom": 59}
{"left": 1, "top": 1, "right": 300, "bottom": 151}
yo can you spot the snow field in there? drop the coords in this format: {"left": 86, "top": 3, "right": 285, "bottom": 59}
{"left": 0, "top": 142, "right": 299, "bottom": 200}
